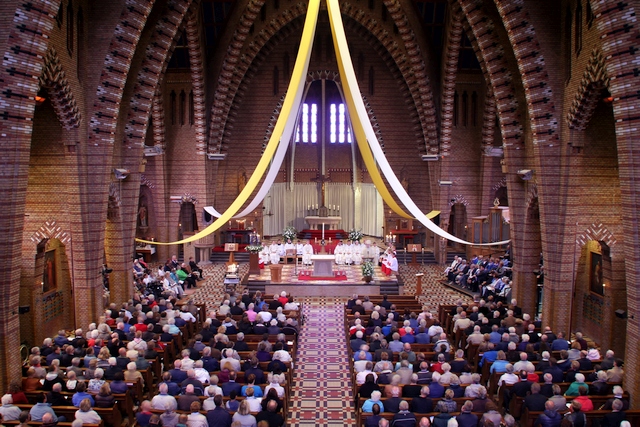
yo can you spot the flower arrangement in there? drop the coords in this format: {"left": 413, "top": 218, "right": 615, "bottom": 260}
{"left": 361, "top": 261, "right": 374, "bottom": 278}
{"left": 283, "top": 226, "right": 298, "bottom": 241}
{"left": 245, "top": 245, "right": 263, "bottom": 253}
{"left": 348, "top": 229, "right": 363, "bottom": 242}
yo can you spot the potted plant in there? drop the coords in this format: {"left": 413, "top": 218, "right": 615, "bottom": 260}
{"left": 245, "top": 245, "right": 263, "bottom": 253}
{"left": 348, "top": 229, "right": 363, "bottom": 242}
{"left": 362, "top": 261, "right": 374, "bottom": 283}
{"left": 283, "top": 226, "right": 298, "bottom": 241}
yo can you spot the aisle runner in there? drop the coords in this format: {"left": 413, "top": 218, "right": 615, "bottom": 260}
{"left": 288, "top": 298, "right": 356, "bottom": 426}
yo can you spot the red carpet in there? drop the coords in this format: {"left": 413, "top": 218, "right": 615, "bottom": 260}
{"left": 297, "top": 271, "right": 348, "bottom": 281}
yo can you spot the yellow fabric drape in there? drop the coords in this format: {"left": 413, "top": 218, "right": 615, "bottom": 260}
{"left": 136, "top": 0, "right": 321, "bottom": 245}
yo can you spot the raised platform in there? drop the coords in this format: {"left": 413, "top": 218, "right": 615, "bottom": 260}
{"left": 248, "top": 264, "right": 398, "bottom": 288}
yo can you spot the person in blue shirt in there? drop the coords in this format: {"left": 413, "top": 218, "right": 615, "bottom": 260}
{"left": 490, "top": 350, "right": 509, "bottom": 374}
{"left": 361, "top": 390, "right": 385, "bottom": 413}
{"left": 479, "top": 342, "right": 499, "bottom": 367}
{"left": 71, "top": 382, "right": 95, "bottom": 407}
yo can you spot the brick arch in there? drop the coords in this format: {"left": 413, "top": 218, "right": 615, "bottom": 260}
{"left": 566, "top": 47, "right": 609, "bottom": 130}
{"left": 208, "top": 1, "right": 439, "bottom": 154}
{"left": 589, "top": 1, "right": 640, "bottom": 405}
{"left": 185, "top": 11, "right": 206, "bottom": 154}
{"left": 39, "top": 47, "right": 82, "bottom": 130}
{"left": 0, "top": 0, "right": 61, "bottom": 389}
{"left": 456, "top": 0, "right": 523, "bottom": 147}
{"left": 575, "top": 223, "right": 617, "bottom": 249}
{"left": 439, "top": 9, "right": 464, "bottom": 155}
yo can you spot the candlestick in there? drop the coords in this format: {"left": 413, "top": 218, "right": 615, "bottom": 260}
{"left": 229, "top": 221, "right": 232, "bottom": 227}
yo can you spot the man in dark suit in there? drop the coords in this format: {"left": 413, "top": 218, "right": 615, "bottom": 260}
{"left": 543, "top": 358, "right": 564, "bottom": 383}
{"left": 245, "top": 357, "right": 266, "bottom": 384}
{"left": 409, "top": 386, "right": 433, "bottom": 413}
{"left": 391, "top": 400, "right": 416, "bottom": 427}
{"left": 168, "top": 360, "right": 188, "bottom": 384}
{"left": 221, "top": 371, "right": 243, "bottom": 396}
{"left": 255, "top": 399, "right": 285, "bottom": 427}
{"left": 600, "top": 399, "right": 626, "bottom": 427}
{"left": 524, "top": 383, "right": 548, "bottom": 413}
{"left": 385, "top": 386, "right": 403, "bottom": 413}
{"left": 205, "top": 394, "right": 231, "bottom": 427}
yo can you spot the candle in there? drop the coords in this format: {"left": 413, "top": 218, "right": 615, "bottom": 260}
{"left": 307, "top": 205, "right": 310, "bottom": 210}
{"left": 322, "top": 223, "right": 325, "bottom": 240}
{"left": 229, "top": 221, "right": 232, "bottom": 227}
{"left": 337, "top": 205, "right": 340, "bottom": 210}
{"left": 315, "top": 237, "right": 317, "bottom": 243}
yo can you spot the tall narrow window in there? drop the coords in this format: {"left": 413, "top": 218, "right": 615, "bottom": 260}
{"left": 273, "top": 0, "right": 279, "bottom": 9}
{"left": 260, "top": 3, "right": 266, "bottom": 21}
{"left": 575, "top": 1, "right": 583, "bottom": 55}
{"left": 283, "top": 53, "right": 290, "bottom": 80}
{"left": 330, "top": 103, "right": 352, "bottom": 143}
{"left": 189, "top": 90, "right": 194, "bottom": 125}
{"left": 66, "top": 0, "right": 74, "bottom": 56}
{"left": 170, "top": 90, "right": 176, "bottom": 125}
{"left": 586, "top": 2, "right": 594, "bottom": 28}
{"left": 77, "top": 7, "right": 84, "bottom": 82}
{"left": 56, "top": 4, "right": 63, "bottom": 28}
{"left": 295, "top": 103, "right": 318, "bottom": 143}
{"left": 179, "top": 90, "right": 186, "bottom": 125}
{"left": 471, "top": 92, "right": 478, "bottom": 127}
{"left": 565, "top": 7, "right": 572, "bottom": 83}
{"left": 453, "top": 91, "right": 459, "bottom": 127}
{"left": 462, "top": 91, "right": 468, "bottom": 126}
{"left": 273, "top": 67, "right": 279, "bottom": 95}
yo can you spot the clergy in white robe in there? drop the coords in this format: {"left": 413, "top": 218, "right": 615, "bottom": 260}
{"left": 386, "top": 253, "right": 399, "bottom": 276}
{"left": 344, "top": 241, "right": 354, "bottom": 265}
{"left": 296, "top": 242, "right": 304, "bottom": 255}
{"left": 334, "top": 241, "right": 345, "bottom": 265}
{"left": 302, "top": 241, "right": 314, "bottom": 265}
{"left": 269, "top": 242, "right": 280, "bottom": 265}
{"left": 260, "top": 246, "right": 270, "bottom": 266}
{"left": 352, "top": 241, "right": 363, "bottom": 265}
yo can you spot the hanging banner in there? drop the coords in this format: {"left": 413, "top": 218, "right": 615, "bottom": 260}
{"left": 326, "top": 0, "right": 508, "bottom": 246}
{"left": 136, "top": 0, "right": 321, "bottom": 245}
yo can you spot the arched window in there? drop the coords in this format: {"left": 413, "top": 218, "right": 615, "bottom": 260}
{"left": 66, "top": 0, "right": 74, "bottom": 56}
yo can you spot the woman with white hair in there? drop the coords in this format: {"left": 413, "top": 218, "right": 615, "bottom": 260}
{"left": 565, "top": 373, "right": 587, "bottom": 396}
{"left": 264, "top": 373, "right": 285, "bottom": 398}
{"left": 87, "top": 368, "right": 105, "bottom": 392}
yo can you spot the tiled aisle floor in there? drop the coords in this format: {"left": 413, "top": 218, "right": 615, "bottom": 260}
{"left": 287, "top": 297, "right": 357, "bottom": 426}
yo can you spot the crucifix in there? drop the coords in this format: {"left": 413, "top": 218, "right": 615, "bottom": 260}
{"left": 311, "top": 173, "right": 331, "bottom": 207}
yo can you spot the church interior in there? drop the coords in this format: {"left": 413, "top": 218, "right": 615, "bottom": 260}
{"left": 1, "top": 0, "right": 639, "bottom": 423}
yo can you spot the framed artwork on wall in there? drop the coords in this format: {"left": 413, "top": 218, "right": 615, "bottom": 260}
{"left": 43, "top": 250, "right": 57, "bottom": 293}
{"left": 590, "top": 251, "right": 604, "bottom": 295}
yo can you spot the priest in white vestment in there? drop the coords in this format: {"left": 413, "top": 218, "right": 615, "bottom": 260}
{"left": 260, "top": 246, "right": 270, "bottom": 266}
{"left": 302, "top": 240, "right": 314, "bottom": 265}
{"left": 344, "top": 241, "right": 353, "bottom": 265}
{"left": 334, "top": 241, "right": 345, "bottom": 265}
{"left": 269, "top": 241, "right": 280, "bottom": 265}
{"left": 352, "top": 241, "right": 363, "bottom": 265}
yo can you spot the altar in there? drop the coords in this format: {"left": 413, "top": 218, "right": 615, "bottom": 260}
{"left": 310, "top": 254, "right": 335, "bottom": 277}
{"left": 305, "top": 216, "right": 341, "bottom": 230}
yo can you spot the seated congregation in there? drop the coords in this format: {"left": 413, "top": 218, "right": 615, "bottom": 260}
{"left": 346, "top": 293, "right": 637, "bottom": 427}
{"left": 3, "top": 278, "right": 301, "bottom": 427}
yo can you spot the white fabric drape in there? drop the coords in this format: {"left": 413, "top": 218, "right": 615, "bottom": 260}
{"left": 263, "top": 182, "right": 383, "bottom": 237}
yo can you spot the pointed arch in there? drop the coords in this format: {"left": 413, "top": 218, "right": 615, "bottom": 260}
{"left": 566, "top": 48, "right": 609, "bottom": 131}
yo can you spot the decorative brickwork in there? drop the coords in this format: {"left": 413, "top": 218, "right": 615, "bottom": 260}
{"left": 39, "top": 47, "right": 81, "bottom": 130}
{"left": 29, "top": 220, "right": 72, "bottom": 245}
{"left": 566, "top": 47, "right": 609, "bottom": 131}
{"left": 186, "top": 11, "right": 206, "bottom": 154}
{"left": 575, "top": 222, "right": 617, "bottom": 248}
{"left": 440, "top": 10, "right": 464, "bottom": 155}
